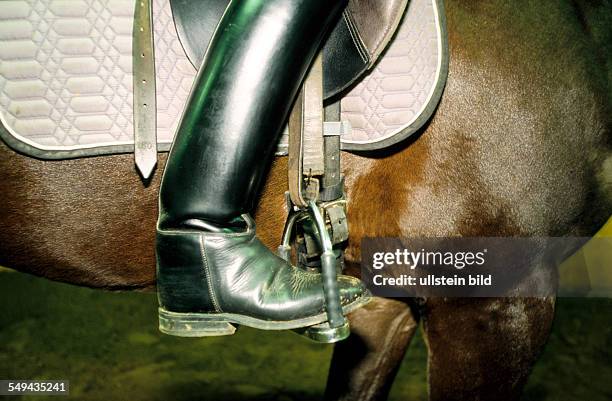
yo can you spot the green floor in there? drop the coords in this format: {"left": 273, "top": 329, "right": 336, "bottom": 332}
{"left": 0, "top": 271, "right": 610, "bottom": 401}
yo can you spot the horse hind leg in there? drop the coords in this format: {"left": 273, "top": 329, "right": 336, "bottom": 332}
{"left": 422, "top": 296, "right": 555, "bottom": 401}
{"left": 324, "top": 297, "right": 419, "bottom": 401}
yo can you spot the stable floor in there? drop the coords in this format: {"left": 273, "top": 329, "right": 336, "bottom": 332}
{"left": 0, "top": 269, "right": 611, "bottom": 401}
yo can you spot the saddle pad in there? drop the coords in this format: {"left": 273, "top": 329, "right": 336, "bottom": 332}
{"left": 0, "top": 0, "right": 447, "bottom": 158}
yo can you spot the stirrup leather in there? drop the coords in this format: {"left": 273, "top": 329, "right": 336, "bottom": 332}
{"left": 282, "top": 53, "right": 353, "bottom": 343}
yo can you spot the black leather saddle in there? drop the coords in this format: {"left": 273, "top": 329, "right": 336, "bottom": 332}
{"left": 170, "top": 0, "right": 409, "bottom": 100}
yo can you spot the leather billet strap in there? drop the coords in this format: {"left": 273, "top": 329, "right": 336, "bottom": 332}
{"left": 287, "top": 88, "right": 307, "bottom": 208}
{"left": 288, "top": 54, "right": 325, "bottom": 208}
{"left": 288, "top": 54, "right": 352, "bottom": 208}
{"left": 301, "top": 55, "right": 325, "bottom": 177}
{"left": 133, "top": 0, "right": 157, "bottom": 179}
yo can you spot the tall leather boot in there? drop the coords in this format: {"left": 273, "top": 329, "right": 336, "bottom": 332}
{"left": 156, "top": 0, "right": 369, "bottom": 336}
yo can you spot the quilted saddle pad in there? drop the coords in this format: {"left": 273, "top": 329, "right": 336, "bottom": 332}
{"left": 0, "top": 0, "right": 448, "bottom": 158}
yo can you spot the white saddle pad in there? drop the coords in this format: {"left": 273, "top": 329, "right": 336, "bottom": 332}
{"left": 0, "top": 0, "right": 447, "bottom": 158}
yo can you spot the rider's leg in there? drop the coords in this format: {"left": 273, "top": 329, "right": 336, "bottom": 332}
{"left": 156, "top": 0, "right": 369, "bottom": 334}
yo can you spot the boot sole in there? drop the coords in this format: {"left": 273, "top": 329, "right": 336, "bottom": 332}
{"left": 158, "top": 293, "right": 371, "bottom": 337}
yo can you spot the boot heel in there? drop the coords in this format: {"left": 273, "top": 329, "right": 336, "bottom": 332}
{"left": 158, "top": 308, "right": 237, "bottom": 337}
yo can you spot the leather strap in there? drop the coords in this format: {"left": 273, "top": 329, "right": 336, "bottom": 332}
{"left": 133, "top": 0, "right": 157, "bottom": 179}
{"left": 288, "top": 88, "right": 306, "bottom": 208}
{"left": 288, "top": 54, "right": 325, "bottom": 208}
{"left": 321, "top": 101, "right": 344, "bottom": 201}
{"left": 302, "top": 54, "right": 325, "bottom": 177}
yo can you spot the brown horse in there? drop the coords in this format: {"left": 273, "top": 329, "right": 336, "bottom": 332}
{"left": 1, "top": 0, "right": 610, "bottom": 400}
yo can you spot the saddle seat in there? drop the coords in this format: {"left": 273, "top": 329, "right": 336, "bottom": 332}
{"left": 170, "top": 0, "right": 409, "bottom": 99}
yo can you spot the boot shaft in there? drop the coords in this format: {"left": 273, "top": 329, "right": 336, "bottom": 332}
{"left": 159, "top": 0, "right": 348, "bottom": 228}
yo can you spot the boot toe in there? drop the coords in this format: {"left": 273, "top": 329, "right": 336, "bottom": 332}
{"left": 337, "top": 275, "right": 370, "bottom": 307}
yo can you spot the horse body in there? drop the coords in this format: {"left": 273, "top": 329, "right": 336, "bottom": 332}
{"left": 0, "top": 0, "right": 610, "bottom": 400}
{"left": 325, "top": 2, "right": 612, "bottom": 399}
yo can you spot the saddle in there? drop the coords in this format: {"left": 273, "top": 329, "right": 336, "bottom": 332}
{"left": 0, "top": 0, "right": 448, "bottom": 171}
{"left": 171, "top": 0, "right": 410, "bottom": 100}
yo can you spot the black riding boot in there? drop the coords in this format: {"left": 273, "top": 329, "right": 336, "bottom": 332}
{"left": 156, "top": 0, "right": 369, "bottom": 336}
